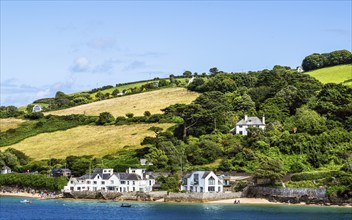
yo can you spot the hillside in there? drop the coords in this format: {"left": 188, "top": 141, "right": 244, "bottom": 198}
{"left": 306, "top": 64, "right": 352, "bottom": 85}
{"left": 45, "top": 87, "right": 199, "bottom": 117}
{"left": 0, "top": 118, "right": 26, "bottom": 132}
{"left": 88, "top": 78, "right": 189, "bottom": 99}
{"left": 2, "top": 123, "right": 173, "bottom": 160}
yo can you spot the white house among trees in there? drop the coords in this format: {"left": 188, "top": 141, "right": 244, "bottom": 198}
{"left": 1, "top": 166, "right": 11, "bottom": 174}
{"left": 233, "top": 115, "right": 265, "bottom": 135}
{"left": 32, "top": 105, "right": 42, "bottom": 112}
{"left": 63, "top": 168, "right": 155, "bottom": 193}
{"left": 181, "top": 171, "right": 223, "bottom": 193}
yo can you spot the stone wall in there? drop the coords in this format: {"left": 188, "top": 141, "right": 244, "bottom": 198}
{"left": 246, "top": 186, "right": 328, "bottom": 204}
{"left": 165, "top": 192, "right": 242, "bottom": 203}
{"left": 64, "top": 191, "right": 168, "bottom": 201}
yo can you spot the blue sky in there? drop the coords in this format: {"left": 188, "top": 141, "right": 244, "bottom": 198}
{"left": 1, "top": 1, "right": 351, "bottom": 107}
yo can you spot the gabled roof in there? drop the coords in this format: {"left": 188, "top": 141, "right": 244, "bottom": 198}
{"left": 183, "top": 171, "right": 215, "bottom": 179}
{"left": 118, "top": 173, "right": 141, "bottom": 181}
{"left": 236, "top": 116, "right": 264, "bottom": 125}
{"left": 1, "top": 166, "right": 11, "bottom": 170}
{"left": 202, "top": 171, "right": 211, "bottom": 179}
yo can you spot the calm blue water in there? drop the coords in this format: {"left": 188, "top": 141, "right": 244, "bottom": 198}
{"left": 0, "top": 196, "right": 351, "bottom": 220}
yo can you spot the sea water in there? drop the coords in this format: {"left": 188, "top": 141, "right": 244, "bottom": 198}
{"left": 0, "top": 196, "right": 351, "bottom": 220}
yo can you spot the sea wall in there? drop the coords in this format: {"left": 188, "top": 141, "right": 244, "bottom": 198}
{"left": 64, "top": 191, "right": 168, "bottom": 201}
{"left": 63, "top": 191, "right": 241, "bottom": 203}
{"left": 246, "top": 186, "right": 334, "bottom": 204}
{"left": 165, "top": 192, "right": 242, "bottom": 203}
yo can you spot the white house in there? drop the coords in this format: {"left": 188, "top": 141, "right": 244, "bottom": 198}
{"left": 181, "top": 171, "right": 223, "bottom": 193}
{"left": 32, "top": 105, "right": 42, "bottom": 112}
{"left": 63, "top": 168, "right": 155, "bottom": 193}
{"left": 1, "top": 166, "right": 11, "bottom": 174}
{"left": 232, "top": 115, "right": 265, "bottom": 135}
{"left": 296, "top": 66, "right": 304, "bottom": 73}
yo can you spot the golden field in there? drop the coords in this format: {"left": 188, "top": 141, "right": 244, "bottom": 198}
{"left": 1, "top": 123, "right": 173, "bottom": 160}
{"left": 0, "top": 118, "right": 26, "bottom": 132}
{"left": 46, "top": 87, "right": 199, "bottom": 117}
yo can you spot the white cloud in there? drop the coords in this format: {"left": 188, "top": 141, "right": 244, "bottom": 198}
{"left": 71, "top": 57, "right": 91, "bottom": 72}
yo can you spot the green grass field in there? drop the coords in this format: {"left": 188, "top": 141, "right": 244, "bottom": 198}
{"left": 46, "top": 87, "right": 199, "bottom": 117}
{"left": 306, "top": 64, "right": 352, "bottom": 85}
{"left": 88, "top": 77, "right": 190, "bottom": 99}
{"left": 1, "top": 123, "right": 174, "bottom": 160}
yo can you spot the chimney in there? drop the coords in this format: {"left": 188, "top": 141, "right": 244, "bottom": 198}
{"left": 262, "top": 116, "right": 265, "bottom": 124}
{"left": 244, "top": 115, "right": 248, "bottom": 121}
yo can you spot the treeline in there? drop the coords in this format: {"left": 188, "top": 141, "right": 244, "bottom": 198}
{"left": 302, "top": 49, "right": 352, "bottom": 71}
{"left": 0, "top": 114, "right": 97, "bottom": 146}
{"left": 0, "top": 173, "right": 67, "bottom": 191}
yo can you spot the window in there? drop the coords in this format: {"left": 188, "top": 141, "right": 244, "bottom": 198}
{"left": 101, "top": 181, "right": 105, "bottom": 185}
{"left": 87, "top": 181, "right": 91, "bottom": 184}
{"left": 133, "top": 187, "right": 135, "bottom": 191}
{"left": 133, "top": 181, "right": 135, "bottom": 185}
{"left": 149, "top": 180, "right": 152, "bottom": 185}
{"left": 208, "top": 186, "right": 215, "bottom": 192}
{"left": 121, "top": 181, "right": 126, "bottom": 184}
{"left": 127, "top": 181, "right": 129, "bottom": 185}
{"left": 200, "top": 187, "right": 203, "bottom": 192}
{"left": 70, "top": 181, "right": 73, "bottom": 184}
{"left": 194, "top": 174, "right": 199, "bottom": 185}
{"left": 239, "top": 125, "right": 242, "bottom": 128}
{"left": 208, "top": 177, "right": 215, "bottom": 185}
{"left": 93, "top": 181, "right": 97, "bottom": 185}
{"left": 239, "top": 131, "right": 243, "bottom": 135}
{"left": 110, "top": 180, "right": 114, "bottom": 184}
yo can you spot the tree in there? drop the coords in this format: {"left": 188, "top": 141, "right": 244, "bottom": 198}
{"left": 96, "top": 112, "right": 115, "bottom": 125}
{"left": 145, "top": 146, "right": 168, "bottom": 169}
{"left": 183, "top": 70, "right": 192, "bottom": 78}
{"left": 302, "top": 53, "right": 326, "bottom": 71}
{"left": 254, "top": 157, "right": 286, "bottom": 185}
{"left": 163, "top": 104, "right": 204, "bottom": 140}
{"left": 112, "top": 89, "right": 120, "bottom": 97}
{"left": 209, "top": 67, "right": 219, "bottom": 75}
{"left": 293, "top": 107, "right": 327, "bottom": 135}
{"left": 126, "top": 113, "right": 134, "bottom": 118}
{"left": 144, "top": 111, "right": 151, "bottom": 117}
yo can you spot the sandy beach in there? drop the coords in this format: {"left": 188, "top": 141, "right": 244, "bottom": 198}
{"left": 0, "top": 191, "right": 61, "bottom": 199}
{"left": 206, "top": 198, "right": 272, "bottom": 204}
{"left": 0, "top": 191, "right": 42, "bottom": 198}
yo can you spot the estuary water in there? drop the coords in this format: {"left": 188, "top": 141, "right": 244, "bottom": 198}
{"left": 0, "top": 196, "right": 351, "bottom": 220}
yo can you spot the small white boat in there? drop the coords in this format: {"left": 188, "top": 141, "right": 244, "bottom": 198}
{"left": 20, "top": 199, "right": 32, "bottom": 204}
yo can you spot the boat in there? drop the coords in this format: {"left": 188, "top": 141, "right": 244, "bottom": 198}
{"left": 121, "top": 203, "right": 131, "bottom": 207}
{"left": 20, "top": 199, "right": 32, "bottom": 204}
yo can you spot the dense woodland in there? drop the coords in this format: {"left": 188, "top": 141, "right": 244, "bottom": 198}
{"left": 0, "top": 50, "right": 351, "bottom": 196}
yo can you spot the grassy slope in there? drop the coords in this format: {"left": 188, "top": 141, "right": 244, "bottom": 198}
{"left": 0, "top": 118, "right": 26, "bottom": 132}
{"left": 306, "top": 64, "right": 352, "bottom": 85}
{"left": 45, "top": 87, "right": 199, "bottom": 117}
{"left": 2, "top": 123, "right": 173, "bottom": 160}
{"left": 88, "top": 77, "right": 190, "bottom": 99}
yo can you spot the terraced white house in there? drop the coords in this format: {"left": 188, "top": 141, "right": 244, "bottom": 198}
{"left": 63, "top": 168, "right": 155, "bottom": 193}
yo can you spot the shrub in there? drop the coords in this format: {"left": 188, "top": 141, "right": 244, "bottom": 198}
{"left": 291, "top": 171, "right": 333, "bottom": 181}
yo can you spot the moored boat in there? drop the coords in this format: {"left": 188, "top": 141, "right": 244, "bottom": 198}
{"left": 120, "top": 203, "right": 131, "bottom": 207}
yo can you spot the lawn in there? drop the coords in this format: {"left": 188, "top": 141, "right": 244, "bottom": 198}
{"left": 1, "top": 123, "right": 174, "bottom": 160}
{"left": 306, "top": 64, "right": 352, "bottom": 85}
{"left": 0, "top": 118, "right": 26, "bottom": 132}
{"left": 45, "top": 87, "right": 199, "bottom": 117}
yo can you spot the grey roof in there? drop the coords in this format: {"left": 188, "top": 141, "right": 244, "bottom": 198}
{"left": 1, "top": 166, "right": 11, "bottom": 170}
{"left": 183, "top": 173, "right": 192, "bottom": 179}
{"left": 236, "top": 116, "right": 264, "bottom": 125}
{"left": 118, "top": 173, "right": 141, "bottom": 181}
{"left": 202, "top": 171, "right": 211, "bottom": 179}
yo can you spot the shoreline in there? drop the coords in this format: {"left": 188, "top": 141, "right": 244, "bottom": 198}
{"left": 1, "top": 191, "right": 351, "bottom": 208}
